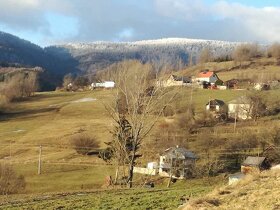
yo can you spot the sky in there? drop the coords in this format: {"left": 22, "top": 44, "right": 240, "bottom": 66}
{"left": 0, "top": 0, "right": 280, "bottom": 46}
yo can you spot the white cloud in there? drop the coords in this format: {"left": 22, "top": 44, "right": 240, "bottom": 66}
{"left": 0, "top": 0, "right": 280, "bottom": 44}
{"left": 117, "top": 28, "right": 135, "bottom": 41}
{"left": 154, "top": 0, "right": 207, "bottom": 20}
{"left": 214, "top": 1, "right": 280, "bottom": 42}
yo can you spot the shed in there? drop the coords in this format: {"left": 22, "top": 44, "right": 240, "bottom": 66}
{"left": 206, "top": 99, "right": 227, "bottom": 113}
{"left": 241, "top": 156, "right": 270, "bottom": 174}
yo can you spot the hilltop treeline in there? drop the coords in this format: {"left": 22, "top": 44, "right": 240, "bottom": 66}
{"left": 0, "top": 70, "right": 40, "bottom": 110}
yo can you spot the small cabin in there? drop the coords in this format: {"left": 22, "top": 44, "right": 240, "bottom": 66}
{"left": 241, "top": 156, "right": 271, "bottom": 174}
{"left": 206, "top": 99, "right": 227, "bottom": 113}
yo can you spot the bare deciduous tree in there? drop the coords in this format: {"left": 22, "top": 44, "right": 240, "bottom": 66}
{"left": 104, "top": 60, "right": 176, "bottom": 188}
{"left": 267, "top": 42, "right": 280, "bottom": 59}
{"left": 63, "top": 73, "right": 74, "bottom": 89}
{"left": 232, "top": 43, "right": 261, "bottom": 66}
{"left": 0, "top": 164, "right": 26, "bottom": 194}
{"left": 0, "top": 71, "right": 39, "bottom": 101}
{"left": 237, "top": 93, "right": 267, "bottom": 121}
{"left": 199, "top": 48, "right": 212, "bottom": 64}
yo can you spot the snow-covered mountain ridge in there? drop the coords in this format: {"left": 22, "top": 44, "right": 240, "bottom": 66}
{"left": 58, "top": 37, "right": 241, "bottom": 50}
{"left": 45, "top": 38, "right": 241, "bottom": 72}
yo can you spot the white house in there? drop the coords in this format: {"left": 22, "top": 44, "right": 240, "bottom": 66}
{"left": 228, "top": 96, "right": 252, "bottom": 120}
{"left": 196, "top": 71, "right": 219, "bottom": 84}
{"left": 91, "top": 81, "right": 115, "bottom": 89}
{"left": 159, "top": 146, "right": 197, "bottom": 178}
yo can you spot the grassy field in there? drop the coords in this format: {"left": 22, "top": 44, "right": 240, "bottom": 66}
{"left": 0, "top": 177, "right": 223, "bottom": 210}
{"left": 0, "top": 85, "right": 279, "bottom": 210}
{"left": 182, "top": 57, "right": 280, "bottom": 82}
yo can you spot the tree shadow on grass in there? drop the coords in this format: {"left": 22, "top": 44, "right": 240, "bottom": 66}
{"left": 0, "top": 107, "right": 61, "bottom": 122}
{"left": 13, "top": 93, "right": 73, "bottom": 103}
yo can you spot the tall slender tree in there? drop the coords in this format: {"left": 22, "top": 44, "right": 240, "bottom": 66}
{"left": 104, "top": 60, "right": 176, "bottom": 188}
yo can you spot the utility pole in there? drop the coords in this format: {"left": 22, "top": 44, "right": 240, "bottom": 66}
{"left": 9, "top": 140, "right": 12, "bottom": 159}
{"left": 234, "top": 111, "right": 237, "bottom": 133}
{"left": 167, "top": 158, "right": 173, "bottom": 188}
{"left": 38, "top": 145, "right": 42, "bottom": 175}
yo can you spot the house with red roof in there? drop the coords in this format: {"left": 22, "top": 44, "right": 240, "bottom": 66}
{"left": 196, "top": 70, "right": 219, "bottom": 84}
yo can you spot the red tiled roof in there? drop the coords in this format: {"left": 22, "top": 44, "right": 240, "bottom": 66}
{"left": 198, "top": 71, "right": 214, "bottom": 78}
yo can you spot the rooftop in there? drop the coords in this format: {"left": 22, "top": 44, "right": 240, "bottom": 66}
{"left": 242, "top": 156, "right": 266, "bottom": 167}
{"left": 162, "top": 147, "right": 197, "bottom": 160}
{"left": 198, "top": 71, "right": 214, "bottom": 78}
{"left": 206, "top": 99, "right": 225, "bottom": 106}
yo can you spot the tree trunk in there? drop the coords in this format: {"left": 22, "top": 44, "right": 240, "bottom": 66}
{"left": 127, "top": 162, "right": 134, "bottom": 188}
{"left": 167, "top": 158, "right": 173, "bottom": 188}
{"left": 127, "top": 153, "right": 136, "bottom": 188}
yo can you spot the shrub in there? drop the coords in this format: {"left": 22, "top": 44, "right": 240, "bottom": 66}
{"left": 0, "top": 164, "right": 26, "bottom": 194}
{"left": 267, "top": 43, "right": 280, "bottom": 58}
{"left": 0, "top": 72, "right": 38, "bottom": 102}
{"left": 232, "top": 44, "right": 262, "bottom": 63}
{"left": 71, "top": 134, "right": 99, "bottom": 155}
{"left": 0, "top": 95, "right": 9, "bottom": 111}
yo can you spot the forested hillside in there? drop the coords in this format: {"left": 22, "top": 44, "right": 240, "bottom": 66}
{"left": 47, "top": 38, "right": 239, "bottom": 73}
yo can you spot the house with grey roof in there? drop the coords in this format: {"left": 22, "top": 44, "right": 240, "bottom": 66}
{"left": 159, "top": 146, "right": 197, "bottom": 178}
{"left": 241, "top": 156, "right": 271, "bottom": 174}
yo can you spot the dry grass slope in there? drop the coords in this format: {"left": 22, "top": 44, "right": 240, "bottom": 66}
{"left": 183, "top": 170, "right": 280, "bottom": 210}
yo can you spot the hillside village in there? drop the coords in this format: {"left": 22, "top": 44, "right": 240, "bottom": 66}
{"left": 0, "top": 35, "right": 280, "bottom": 209}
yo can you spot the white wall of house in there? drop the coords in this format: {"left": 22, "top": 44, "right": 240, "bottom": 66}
{"left": 104, "top": 81, "right": 115, "bottom": 88}
{"left": 91, "top": 81, "right": 115, "bottom": 88}
{"left": 133, "top": 167, "right": 158, "bottom": 175}
{"left": 206, "top": 104, "right": 220, "bottom": 112}
{"left": 228, "top": 103, "right": 251, "bottom": 120}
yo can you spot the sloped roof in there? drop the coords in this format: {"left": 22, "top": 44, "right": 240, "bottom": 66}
{"left": 242, "top": 156, "right": 266, "bottom": 167}
{"left": 162, "top": 147, "right": 197, "bottom": 160}
{"left": 206, "top": 99, "right": 225, "bottom": 106}
{"left": 228, "top": 96, "right": 251, "bottom": 105}
{"left": 171, "top": 75, "right": 191, "bottom": 83}
{"left": 198, "top": 71, "right": 214, "bottom": 78}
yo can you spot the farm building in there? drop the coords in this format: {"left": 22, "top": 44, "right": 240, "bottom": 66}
{"left": 157, "top": 75, "right": 191, "bottom": 87}
{"left": 91, "top": 81, "right": 115, "bottom": 89}
{"left": 196, "top": 70, "right": 219, "bottom": 84}
{"left": 241, "top": 156, "right": 271, "bottom": 174}
{"left": 228, "top": 96, "right": 252, "bottom": 120}
{"left": 159, "top": 146, "right": 197, "bottom": 178}
{"left": 206, "top": 99, "right": 228, "bottom": 120}
{"left": 206, "top": 99, "right": 227, "bottom": 113}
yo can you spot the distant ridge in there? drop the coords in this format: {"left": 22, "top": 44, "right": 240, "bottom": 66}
{"left": 47, "top": 37, "right": 240, "bottom": 73}
{"left": 0, "top": 30, "right": 243, "bottom": 89}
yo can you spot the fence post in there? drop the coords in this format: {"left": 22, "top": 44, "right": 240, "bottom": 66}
{"left": 38, "top": 145, "right": 42, "bottom": 175}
